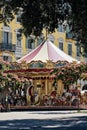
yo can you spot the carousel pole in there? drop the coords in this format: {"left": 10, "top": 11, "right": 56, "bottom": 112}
{"left": 45, "top": 78, "right": 48, "bottom": 95}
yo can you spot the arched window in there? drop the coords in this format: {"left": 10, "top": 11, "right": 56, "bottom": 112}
{"left": 68, "top": 43, "right": 72, "bottom": 56}
{"left": 58, "top": 38, "right": 64, "bottom": 51}
{"left": 16, "top": 32, "right": 22, "bottom": 47}
{"left": 26, "top": 36, "right": 35, "bottom": 49}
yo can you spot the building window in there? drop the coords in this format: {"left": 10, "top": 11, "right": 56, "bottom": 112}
{"left": 66, "top": 32, "right": 73, "bottom": 39}
{"left": 4, "top": 32, "right": 9, "bottom": 44}
{"left": 58, "top": 38, "right": 64, "bottom": 51}
{"left": 58, "top": 24, "right": 64, "bottom": 32}
{"left": 76, "top": 46, "right": 80, "bottom": 57}
{"left": 27, "top": 40, "right": 32, "bottom": 49}
{"left": 68, "top": 44, "right": 72, "bottom": 56}
{"left": 65, "top": 24, "right": 73, "bottom": 39}
{"left": 26, "top": 37, "right": 35, "bottom": 49}
{"left": 65, "top": 24, "right": 70, "bottom": 33}
{"left": 48, "top": 34, "right": 54, "bottom": 43}
{"left": 3, "top": 56, "right": 12, "bottom": 62}
{"left": 16, "top": 33, "right": 22, "bottom": 47}
{"left": 37, "top": 38, "right": 43, "bottom": 45}
{"left": 59, "top": 42, "right": 63, "bottom": 51}
{"left": 3, "top": 56, "right": 8, "bottom": 61}
{"left": 3, "top": 31, "right": 12, "bottom": 45}
{"left": 16, "top": 9, "right": 22, "bottom": 23}
{"left": 16, "top": 15, "right": 21, "bottom": 23}
{"left": 37, "top": 33, "right": 44, "bottom": 45}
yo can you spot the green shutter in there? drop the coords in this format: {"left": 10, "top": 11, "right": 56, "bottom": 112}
{"left": 66, "top": 25, "right": 70, "bottom": 33}
{"left": 9, "top": 32, "right": 12, "bottom": 44}
{"left": 26, "top": 37, "right": 29, "bottom": 48}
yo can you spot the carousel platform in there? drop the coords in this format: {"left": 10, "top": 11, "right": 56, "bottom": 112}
{"left": 1, "top": 105, "right": 87, "bottom": 112}
{"left": 9, "top": 105, "right": 87, "bottom": 111}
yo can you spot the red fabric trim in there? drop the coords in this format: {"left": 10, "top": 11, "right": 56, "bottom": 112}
{"left": 4, "top": 68, "right": 53, "bottom": 73}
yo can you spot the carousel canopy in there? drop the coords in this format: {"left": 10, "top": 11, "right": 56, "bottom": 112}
{"left": 17, "top": 40, "right": 78, "bottom": 63}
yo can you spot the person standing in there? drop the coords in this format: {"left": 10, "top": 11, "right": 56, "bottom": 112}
{"left": 5, "top": 94, "right": 11, "bottom": 112}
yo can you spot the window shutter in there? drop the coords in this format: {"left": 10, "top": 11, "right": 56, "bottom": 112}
{"left": 26, "top": 37, "right": 29, "bottom": 48}
{"left": 32, "top": 42, "right": 35, "bottom": 49}
{"left": 9, "top": 32, "right": 12, "bottom": 44}
{"left": 9, "top": 56, "right": 12, "bottom": 62}
{"left": 66, "top": 25, "right": 70, "bottom": 33}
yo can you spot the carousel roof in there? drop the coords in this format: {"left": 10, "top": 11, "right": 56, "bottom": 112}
{"left": 17, "top": 40, "right": 78, "bottom": 63}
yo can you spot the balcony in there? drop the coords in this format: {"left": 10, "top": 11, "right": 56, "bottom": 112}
{"left": 15, "top": 46, "right": 22, "bottom": 58}
{"left": 0, "top": 43, "right": 16, "bottom": 52}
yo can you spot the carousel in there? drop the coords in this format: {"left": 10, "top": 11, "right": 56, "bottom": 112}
{"left": 4, "top": 40, "right": 79, "bottom": 106}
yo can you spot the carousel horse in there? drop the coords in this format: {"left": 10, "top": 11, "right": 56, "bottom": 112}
{"left": 50, "top": 91, "right": 58, "bottom": 105}
{"left": 26, "top": 85, "right": 34, "bottom": 105}
{"left": 81, "top": 92, "right": 87, "bottom": 105}
{"left": 43, "top": 95, "right": 49, "bottom": 105}
{"left": 34, "top": 93, "right": 40, "bottom": 105}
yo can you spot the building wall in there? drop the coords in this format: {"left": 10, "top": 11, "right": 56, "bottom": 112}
{"left": 0, "top": 16, "right": 86, "bottom": 62}
{"left": 0, "top": 15, "right": 26, "bottom": 62}
{"left": 42, "top": 29, "right": 77, "bottom": 60}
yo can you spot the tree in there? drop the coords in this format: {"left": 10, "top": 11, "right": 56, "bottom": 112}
{"left": 66, "top": 0, "right": 87, "bottom": 56}
{"left": 0, "top": 0, "right": 71, "bottom": 36}
{"left": 0, "top": 0, "right": 87, "bottom": 54}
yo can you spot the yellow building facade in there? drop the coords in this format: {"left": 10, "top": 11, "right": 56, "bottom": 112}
{"left": 0, "top": 14, "right": 26, "bottom": 62}
{"left": 0, "top": 14, "right": 86, "bottom": 62}
{"left": 42, "top": 29, "right": 82, "bottom": 61}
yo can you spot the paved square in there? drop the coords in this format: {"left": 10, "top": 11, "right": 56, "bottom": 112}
{"left": 0, "top": 111, "right": 87, "bottom": 130}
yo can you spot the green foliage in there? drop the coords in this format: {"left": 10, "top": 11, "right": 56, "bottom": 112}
{"left": 66, "top": 0, "right": 87, "bottom": 54}
{"left": 51, "top": 62, "right": 87, "bottom": 87}
{"left": 0, "top": 0, "right": 69, "bottom": 36}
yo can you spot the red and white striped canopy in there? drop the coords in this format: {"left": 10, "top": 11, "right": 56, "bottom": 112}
{"left": 17, "top": 40, "right": 78, "bottom": 63}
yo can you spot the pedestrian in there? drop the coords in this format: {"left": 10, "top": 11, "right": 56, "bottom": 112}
{"left": 5, "top": 94, "right": 11, "bottom": 112}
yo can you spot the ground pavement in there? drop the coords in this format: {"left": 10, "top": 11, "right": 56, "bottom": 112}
{"left": 0, "top": 110, "right": 87, "bottom": 130}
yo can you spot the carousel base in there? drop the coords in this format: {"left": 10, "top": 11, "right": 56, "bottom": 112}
{"left": 7, "top": 105, "right": 87, "bottom": 111}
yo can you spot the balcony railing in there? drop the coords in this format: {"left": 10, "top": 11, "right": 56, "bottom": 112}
{"left": 15, "top": 46, "right": 22, "bottom": 57}
{"left": 0, "top": 43, "right": 16, "bottom": 52}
